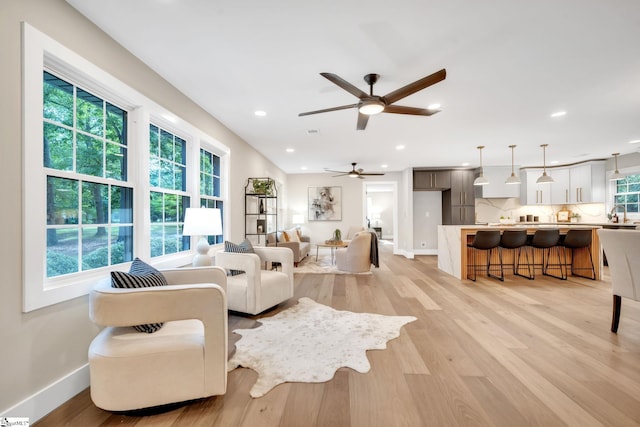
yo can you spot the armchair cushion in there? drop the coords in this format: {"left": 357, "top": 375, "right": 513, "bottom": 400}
{"left": 110, "top": 258, "right": 168, "bottom": 333}
{"left": 224, "top": 239, "right": 255, "bottom": 276}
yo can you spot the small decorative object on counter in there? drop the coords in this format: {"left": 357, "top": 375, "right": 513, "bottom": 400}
{"left": 570, "top": 212, "right": 580, "bottom": 223}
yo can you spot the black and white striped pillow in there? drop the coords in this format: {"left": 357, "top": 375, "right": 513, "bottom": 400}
{"left": 224, "top": 239, "right": 254, "bottom": 276}
{"left": 111, "top": 258, "right": 168, "bottom": 333}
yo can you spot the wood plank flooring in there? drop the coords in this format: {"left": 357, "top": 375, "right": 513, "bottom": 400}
{"left": 35, "top": 244, "right": 640, "bottom": 426}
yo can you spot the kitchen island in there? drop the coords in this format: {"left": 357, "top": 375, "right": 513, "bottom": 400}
{"left": 437, "top": 224, "right": 605, "bottom": 280}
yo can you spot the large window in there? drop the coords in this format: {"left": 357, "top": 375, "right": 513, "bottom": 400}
{"left": 43, "top": 71, "right": 133, "bottom": 277}
{"left": 614, "top": 174, "right": 640, "bottom": 214}
{"left": 23, "top": 24, "right": 228, "bottom": 311}
{"left": 199, "top": 148, "right": 224, "bottom": 244}
{"left": 149, "top": 124, "right": 190, "bottom": 257}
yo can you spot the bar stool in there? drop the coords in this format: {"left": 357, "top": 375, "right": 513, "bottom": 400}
{"left": 499, "top": 229, "right": 533, "bottom": 279}
{"left": 529, "top": 228, "right": 566, "bottom": 280}
{"left": 467, "top": 230, "right": 503, "bottom": 282}
{"left": 559, "top": 229, "right": 596, "bottom": 279}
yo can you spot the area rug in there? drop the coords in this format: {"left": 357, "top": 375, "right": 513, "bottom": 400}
{"left": 294, "top": 255, "right": 372, "bottom": 275}
{"left": 228, "top": 297, "right": 416, "bottom": 398}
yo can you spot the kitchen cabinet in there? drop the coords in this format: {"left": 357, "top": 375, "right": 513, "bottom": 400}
{"left": 570, "top": 162, "right": 605, "bottom": 203}
{"left": 550, "top": 168, "right": 570, "bottom": 204}
{"left": 520, "top": 169, "right": 551, "bottom": 205}
{"left": 413, "top": 169, "right": 451, "bottom": 190}
{"left": 475, "top": 166, "right": 521, "bottom": 198}
{"left": 443, "top": 170, "right": 475, "bottom": 224}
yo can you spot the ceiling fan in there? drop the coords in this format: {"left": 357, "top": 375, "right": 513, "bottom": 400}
{"left": 299, "top": 69, "right": 446, "bottom": 130}
{"left": 325, "top": 163, "right": 385, "bottom": 179}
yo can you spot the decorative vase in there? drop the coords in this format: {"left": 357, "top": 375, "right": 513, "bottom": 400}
{"left": 259, "top": 199, "right": 265, "bottom": 214}
{"left": 333, "top": 229, "right": 341, "bottom": 242}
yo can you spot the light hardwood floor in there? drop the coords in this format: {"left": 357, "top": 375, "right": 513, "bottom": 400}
{"left": 36, "top": 244, "right": 640, "bottom": 427}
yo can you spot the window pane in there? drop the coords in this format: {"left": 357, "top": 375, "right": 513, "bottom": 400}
{"left": 175, "top": 137, "right": 186, "bottom": 165}
{"left": 76, "top": 88, "right": 104, "bottom": 137}
{"left": 105, "top": 103, "right": 127, "bottom": 144}
{"left": 106, "top": 142, "right": 126, "bottom": 180}
{"left": 43, "top": 71, "right": 73, "bottom": 126}
{"left": 164, "top": 193, "right": 177, "bottom": 222}
{"left": 175, "top": 164, "right": 185, "bottom": 191}
{"left": 77, "top": 133, "right": 104, "bottom": 177}
{"left": 150, "top": 191, "right": 163, "bottom": 223}
{"left": 82, "top": 182, "right": 108, "bottom": 225}
{"left": 160, "top": 130, "right": 173, "bottom": 160}
{"left": 150, "top": 225, "right": 164, "bottom": 257}
{"left": 47, "top": 177, "right": 78, "bottom": 225}
{"left": 149, "top": 124, "right": 159, "bottom": 156}
{"left": 149, "top": 157, "right": 160, "bottom": 187}
{"left": 111, "top": 186, "right": 133, "bottom": 223}
{"left": 160, "top": 160, "right": 174, "bottom": 189}
{"left": 81, "top": 226, "right": 109, "bottom": 269}
{"left": 201, "top": 149, "right": 212, "bottom": 174}
{"left": 213, "top": 154, "right": 220, "bottom": 176}
{"left": 213, "top": 177, "right": 220, "bottom": 197}
{"left": 47, "top": 227, "right": 79, "bottom": 277}
{"left": 111, "top": 225, "right": 134, "bottom": 265}
{"left": 43, "top": 123, "right": 73, "bottom": 171}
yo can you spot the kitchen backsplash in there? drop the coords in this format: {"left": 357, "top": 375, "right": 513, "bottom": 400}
{"left": 475, "top": 198, "right": 608, "bottom": 223}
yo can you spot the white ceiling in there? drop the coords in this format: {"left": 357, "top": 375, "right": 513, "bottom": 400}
{"left": 67, "top": 0, "right": 640, "bottom": 176}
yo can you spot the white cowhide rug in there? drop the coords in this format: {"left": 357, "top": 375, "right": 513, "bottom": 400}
{"left": 228, "top": 297, "right": 417, "bottom": 398}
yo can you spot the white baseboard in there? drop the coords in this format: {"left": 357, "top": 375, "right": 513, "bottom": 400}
{"left": 413, "top": 249, "right": 438, "bottom": 255}
{"left": 1, "top": 364, "right": 90, "bottom": 423}
{"left": 394, "top": 249, "right": 415, "bottom": 259}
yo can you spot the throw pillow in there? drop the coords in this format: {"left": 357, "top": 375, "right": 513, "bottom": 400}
{"left": 224, "top": 239, "right": 255, "bottom": 276}
{"left": 281, "top": 231, "right": 291, "bottom": 242}
{"left": 286, "top": 228, "right": 301, "bottom": 243}
{"left": 111, "top": 258, "right": 168, "bottom": 333}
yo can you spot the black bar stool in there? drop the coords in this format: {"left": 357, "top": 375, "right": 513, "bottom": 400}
{"left": 467, "top": 230, "right": 503, "bottom": 281}
{"left": 560, "top": 229, "right": 596, "bottom": 279}
{"left": 499, "top": 229, "right": 533, "bottom": 279}
{"left": 529, "top": 228, "right": 566, "bottom": 280}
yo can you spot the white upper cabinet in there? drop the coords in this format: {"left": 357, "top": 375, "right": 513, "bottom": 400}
{"left": 475, "top": 166, "right": 521, "bottom": 198}
{"left": 520, "top": 169, "right": 552, "bottom": 205}
{"left": 520, "top": 161, "right": 606, "bottom": 205}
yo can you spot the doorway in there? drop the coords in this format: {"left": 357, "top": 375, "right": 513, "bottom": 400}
{"left": 363, "top": 181, "right": 397, "bottom": 250}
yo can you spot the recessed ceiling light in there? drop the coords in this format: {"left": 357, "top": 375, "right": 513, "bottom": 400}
{"left": 629, "top": 139, "right": 640, "bottom": 144}
{"left": 381, "top": 164, "right": 388, "bottom": 168}
{"left": 286, "top": 148, "right": 295, "bottom": 153}
{"left": 395, "top": 145, "right": 405, "bottom": 150}
{"left": 461, "top": 162, "right": 470, "bottom": 167}
{"left": 427, "top": 103, "right": 441, "bottom": 110}
{"left": 550, "top": 160, "right": 559, "bottom": 164}
{"left": 254, "top": 110, "right": 266, "bottom": 117}
{"left": 550, "top": 111, "right": 566, "bottom": 118}
{"left": 300, "top": 166, "right": 308, "bottom": 171}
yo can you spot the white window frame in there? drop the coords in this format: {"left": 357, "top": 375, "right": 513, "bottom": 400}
{"left": 22, "top": 23, "right": 229, "bottom": 312}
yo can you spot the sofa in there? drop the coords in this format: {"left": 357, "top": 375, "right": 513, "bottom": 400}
{"left": 267, "top": 229, "right": 310, "bottom": 266}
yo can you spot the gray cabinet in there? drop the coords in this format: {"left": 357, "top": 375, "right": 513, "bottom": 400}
{"left": 413, "top": 170, "right": 451, "bottom": 190}
{"left": 443, "top": 170, "right": 475, "bottom": 224}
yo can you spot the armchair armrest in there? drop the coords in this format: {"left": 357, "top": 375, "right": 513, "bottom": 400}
{"left": 253, "top": 246, "right": 294, "bottom": 281}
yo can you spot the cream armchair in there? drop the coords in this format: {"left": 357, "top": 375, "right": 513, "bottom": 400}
{"left": 598, "top": 229, "right": 640, "bottom": 332}
{"left": 336, "top": 231, "right": 372, "bottom": 273}
{"left": 343, "top": 225, "right": 366, "bottom": 244}
{"left": 88, "top": 266, "right": 228, "bottom": 411}
{"left": 215, "top": 246, "right": 294, "bottom": 315}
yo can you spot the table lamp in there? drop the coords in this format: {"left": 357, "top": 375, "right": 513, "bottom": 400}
{"left": 182, "top": 207, "right": 222, "bottom": 266}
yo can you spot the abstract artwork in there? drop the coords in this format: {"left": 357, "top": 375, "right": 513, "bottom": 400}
{"left": 308, "top": 186, "right": 341, "bottom": 221}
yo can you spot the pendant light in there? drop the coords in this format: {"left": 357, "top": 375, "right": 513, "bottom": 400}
{"left": 473, "top": 145, "right": 489, "bottom": 186}
{"left": 536, "top": 144, "right": 554, "bottom": 184}
{"left": 610, "top": 153, "right": 624, "bottom": 180}
{"left": 505, "top": 144, "right": 521, "bottom": 184}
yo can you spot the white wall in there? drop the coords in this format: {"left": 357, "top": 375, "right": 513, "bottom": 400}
{"left": 367, "top": 191, "right": 394, "bottom": 239}
{"left": 0, "top": 0, "right": 284, "bottom": 420}
{"left": 413, "top": 191, "right": 443, "bottom": 254}
{"left": 287, "top": 173, "right": 380, "bottom": 242}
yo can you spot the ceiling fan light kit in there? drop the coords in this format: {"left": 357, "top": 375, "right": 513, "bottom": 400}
{"left": 299, "top": 69, "right": 446, "bottom": 130}
{"left": 505, "top": 144, "right": 521, "bottom": 185}
{"left": 325, "top": 162, "right": 385, "bottom": 179}
{"left": 536, "top": 144, "right": 554, "bottom": 184}
{"left": 473, "top": 145, "right": 489, "bottom": 186}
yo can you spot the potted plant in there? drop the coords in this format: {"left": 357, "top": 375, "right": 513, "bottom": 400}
{"left": 333, "top": 229, "right": 342, "bottom": 242}
{"left": 570, "top": 212, "right": 580, "bottom": 223}
{"left": 252, "top": 179, "right": 274, "bottom": 195}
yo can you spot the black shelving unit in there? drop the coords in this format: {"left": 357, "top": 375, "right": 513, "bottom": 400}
{"left": 245, "top": 178, "right": 277, "bottom": 245}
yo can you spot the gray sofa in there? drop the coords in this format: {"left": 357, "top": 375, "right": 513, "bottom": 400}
{"left": 266, "top": 231, "right": 310, "bottom": 266}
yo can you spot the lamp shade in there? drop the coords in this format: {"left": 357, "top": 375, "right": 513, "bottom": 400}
{"left": 292, "top": 214, "right": 304, "bottom": 225}
{"left": 183, "top": 208, "right": 222, "bottom": 236}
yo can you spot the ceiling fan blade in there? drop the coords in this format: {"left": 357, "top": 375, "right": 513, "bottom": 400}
{"left": 299, "top": 104, "right": 359, "bottom": 117}
{"left": 356, "top": 112, "right": 369, "bottom": 130}
{"left": 324, "top": 168, "right": 349, "bottom": 174}
{"left": 383, "top": 105, "right": 440, "bottom": 116}
{"left": 332, "top": 173, "right": 349, "bottom": 177}
{"left": 382, "top": 69, "right": 446, "bottom": 105}
{"left": 320, "top": 73, "right": 369, "bottom": 99}
{"left": 360, "top": 172, "right": 385, "bottom": 176}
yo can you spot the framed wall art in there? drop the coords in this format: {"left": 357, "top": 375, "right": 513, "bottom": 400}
{"left": 308, "top": 186, "right": 342, "bottom": 221}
